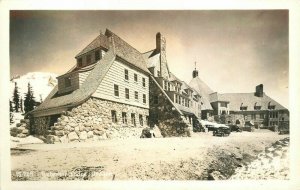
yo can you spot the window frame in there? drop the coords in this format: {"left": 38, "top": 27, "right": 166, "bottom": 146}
{"left": 142, "top": 77, "right": 146, "bottom": 87}
{"left": 143, "top": 94, "right": 146, "bottom": 104}
{"left": 86, "top": 54, "right": 91, "bottom": 65}
{"left": 124, "top": 69, "right": 129, "bottom": 80}
{"left": 64, "top": 77, "right": 71, "bottom": 87}
{"left": 122, "top": 112, "right": 127, "bottom": 124}
{"left": 114, "top": 84, "right": 119, "bottom": 97}
{"left": 134, "top": 73, "right": 138, "bottom": 82}
{"left": 134, "top": 91, "right": 138, "bottom": 100}
{"left": 111, "top": 110, "right": 117, "bottom": 123}
{"left": 125, "top": 88, "right": 129, "bottom": 99}
{"left": 95, "top": 50, "right": 101, "bottom": 61}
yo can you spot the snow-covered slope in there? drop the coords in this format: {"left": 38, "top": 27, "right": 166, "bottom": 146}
{"left": 10, "top": 72, "right": 58, "bottom": 127}
{"left": 10, "top": 72, "right": 58, "bottom": 102}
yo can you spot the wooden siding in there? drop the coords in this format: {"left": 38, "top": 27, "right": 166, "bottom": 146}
{"left": 57, "top": 72, "right": 79, "bottom": 94}
{"left": 92, "top": 59, "right": 149, "bottom": 109}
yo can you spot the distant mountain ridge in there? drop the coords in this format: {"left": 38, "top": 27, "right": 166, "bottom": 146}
{"left": 10, "top": 72, "right": 58, "bottom": 102}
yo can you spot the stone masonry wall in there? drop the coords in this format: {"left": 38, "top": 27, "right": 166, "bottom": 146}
{"left": 35, "top": 97, "right": 149, "bottom": 143}
{"left": 149, "top": 77, "right": 192, "bottom": 137}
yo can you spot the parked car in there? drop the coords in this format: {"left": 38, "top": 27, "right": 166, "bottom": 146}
{"left": 213, "top": 127, "right": 231, "bottom": 137}
{"left": 228, "top": 124, "right": 242, "bottom": 132}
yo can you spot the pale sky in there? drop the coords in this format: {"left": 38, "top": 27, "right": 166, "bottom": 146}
{"left": 10, "top": 10, "right": 289, "bottom": 108}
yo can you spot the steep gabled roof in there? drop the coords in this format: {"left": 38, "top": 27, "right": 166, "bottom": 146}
{"left": 31, "top": 49, "right": 116, "bottom": 116}
{"left": 214, "top": 92, "right": 287, "bottom": 111}
{"left": 169, "top": 72, "right": 182, "bottom": 83}
{"left": 105, "top": 29, "right": 150, "bottom": 73}
{"left": 143, "top": 49, "right": 160, "bottom": 68}
{"left": 189, "top": 76, "right": 214, "bottom": 110}
{"left": 75, "top": 33, "right": 109, "bottom": 58}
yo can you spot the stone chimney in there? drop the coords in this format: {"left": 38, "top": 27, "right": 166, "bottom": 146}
{"left": 255, "top": 84, "right": 264, "bottom": 97}
{"left": 156, "top": 32, "right": 169, "bottom": 79}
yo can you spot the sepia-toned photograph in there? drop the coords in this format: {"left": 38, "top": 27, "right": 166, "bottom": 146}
{"left": 7, "top": 9, "right": 291, "bottom": 181}
{"left": 1, "top": 1, "right": 300, "bottom": 189}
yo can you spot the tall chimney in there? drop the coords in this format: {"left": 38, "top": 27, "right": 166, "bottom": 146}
{"left": 156, "top": 32, "right": 169, "bottom": 79}
{"left": 255, "top": 84, "right": 264, "bottom": 97}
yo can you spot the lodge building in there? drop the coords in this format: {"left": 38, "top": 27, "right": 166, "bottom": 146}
{"left": 29, "top": 29, "right": 289, "bottom": 140}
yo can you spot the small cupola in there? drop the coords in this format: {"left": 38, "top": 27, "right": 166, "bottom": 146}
{"left": 192, "top": 62, "right": 198, "bottom": 78}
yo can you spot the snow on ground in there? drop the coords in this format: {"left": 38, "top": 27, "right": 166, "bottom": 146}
{"left": 11, "top": 130, "right": 289, "bottom": 180}
{"left": 11, "top": 136, "right": 44, "bottom": 148}
{"left": 10, "top": 112, "right": 24, "bottom": 128}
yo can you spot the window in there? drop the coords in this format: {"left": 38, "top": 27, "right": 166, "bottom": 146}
{"left": 131, "top": 113, "right": 136, "bottom": 126}
{"left": 65, "top": 77, "right": 71, "bottom": 87}
{"left": 135, "top": 91, "right": 138, "bottom": 100}
{"left": 260, "top": 113, "right": 265, "bottom": 119}
{"left": 142, "top": 78, "right": 146, "bottom": 87}
{"left": 175, "top": 94, "right": 178, "bottom": 103}
{"left": 125, "top": 88, "right": 129, "bottom": 99}
{"left": 95, "top": 50, "right": 100, "bottom": 61}
{"left": 111, "top": 110, "right": 117, "bottom": 123}
{"left": 77, "top": 58, "right": 82, "bottom": 67}
{"left": 240, "top": 106, "right": 247, "bottom": 111}
{"left": 220, "top": 102, "right": 227, "bottom": 107}
{"left": 139, "top": 115, "right": 143, "bottom": 126}
{"left": 86, "top": 54, "right": 91, "bottom": 64}
{"left": 143, "top": 94, "right": 146, "bottom": 104}
{"left": 254, "top": 106, "right": 261, "bottom": 110}
{"left": 134, "top": 74, "right": 138, "bottom": 82}
{"left": 251, "top": 114, "right": 256, "bottom": 120}
{"left": 164, "top": 81, "right": 168, "bottom": 90}
{"left": 153, "top": 96, "right": 158, "bottom": 104}
{"left": 122, "top": 112, "right": 127, "bottom": 124}
{"left": 114, "top": 84, "right": 119, "bottom": 97}
{"left": 157, "top": 70, "right": 160, "bottom": 77}
{"left": 124, "top": 69, "right": 129, "bottom": 80}
{"left": 168, "top": 83, "right": 170, "bottom": 91}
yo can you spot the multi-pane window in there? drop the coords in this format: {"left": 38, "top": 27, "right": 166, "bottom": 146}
{"left": 135, "top": 91, "right": 138, "bottom": 100}
{"left": 131, "top": 113, "right": 136, "bottom": 126}
{"left": 124, "top": 69, "right": 129, "bottom": 80}
{"left": 125, "top": 88, "right": 129, "bottom": 99}
{"left": 143, "top": 94, "right": 146, "bottom": 104}
{"left": 65, "top": 77, "right": 71, "bottom": 87}
{"left": 142, "top": 78, "right": 146, "bottom": 87}
{"left": 114, "top": 84, "right": 119, "bottom": 97}
{"left": 95, "top": 50, "right": 100, "bottom": 61}
{"left": 134, "top": 74, "right": 138, "bottom": 82}
{"left": 122, "top": 112, "right": 127, "bottom": 124}
{"left": 251, "top": 114, "right": 256, "bottom": 120}
{"left": 86, "top": 54, "right": 91, "bottom": 64}
{"left": 111, "top": 110, "right": 117, "bottom": 123}
{"left": 139, "top": 114, "right": 143, "bottom": 126}
{"left": 260, "top": 113, "right": 265, "bottom": 119}
{"left": 77, "top": 58, "right": 82, "bottom": 67}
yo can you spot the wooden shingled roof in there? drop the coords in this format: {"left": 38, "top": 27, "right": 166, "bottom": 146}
{"left": 189, "top": 76, "right": 214, "bottom": 110}
{"left": 213, "top": 92, "right": 287, "bottom": 111}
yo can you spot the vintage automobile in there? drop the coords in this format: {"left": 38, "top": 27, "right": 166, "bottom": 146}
{"left": 213, "top": 126, "right": 231, "bottom": 137}
{"left": 228, "top": 124, "right": 242, "bottom": 132}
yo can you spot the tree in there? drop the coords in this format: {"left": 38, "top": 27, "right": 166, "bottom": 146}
{"left": 13, "top": 82, "right": 20, "bottom": 112}
{"left": 20, "top": 97, "right": 24, "bottom": 112}
{"left": 10, "top": 100, "right": 14, "bottom": 124}
{"left": 24, "top": 82, "right": 36, "bottom": 114}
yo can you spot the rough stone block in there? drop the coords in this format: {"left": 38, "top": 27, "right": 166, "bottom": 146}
{"left": 68, "top": 132, "right": 79, "bottom": 141}
{"left": 87, "top": 131, "right": 94, "bottom": 138}
{"left": 79, "top": 131, "right": 87, "bottom": 140}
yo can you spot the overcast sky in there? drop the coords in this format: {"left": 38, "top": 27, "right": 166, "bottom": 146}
{"left": 10, "top": 10, "right": 289, "bottom": 108}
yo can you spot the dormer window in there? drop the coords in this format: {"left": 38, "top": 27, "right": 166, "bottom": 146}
{"left": 86, "top": 54, "right": 91, "bottom": 65}
{"left": 65, "top": 77, "right": 71, "bottom": 87}
{"left": 268, "top": 102, "right": 276, "bottom": 110}
{"left": 95, "top": 50, "right": 100, "bottom": 61}
{"left": 77, "top": 58, "right": 82, "bottom": 67}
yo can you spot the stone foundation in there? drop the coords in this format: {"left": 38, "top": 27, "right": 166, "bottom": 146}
{"left": 33, "top": 97, "right": 149, "bottom": 143}
{"left": 149, "top": 77, "right": 192, "bottom": 137}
